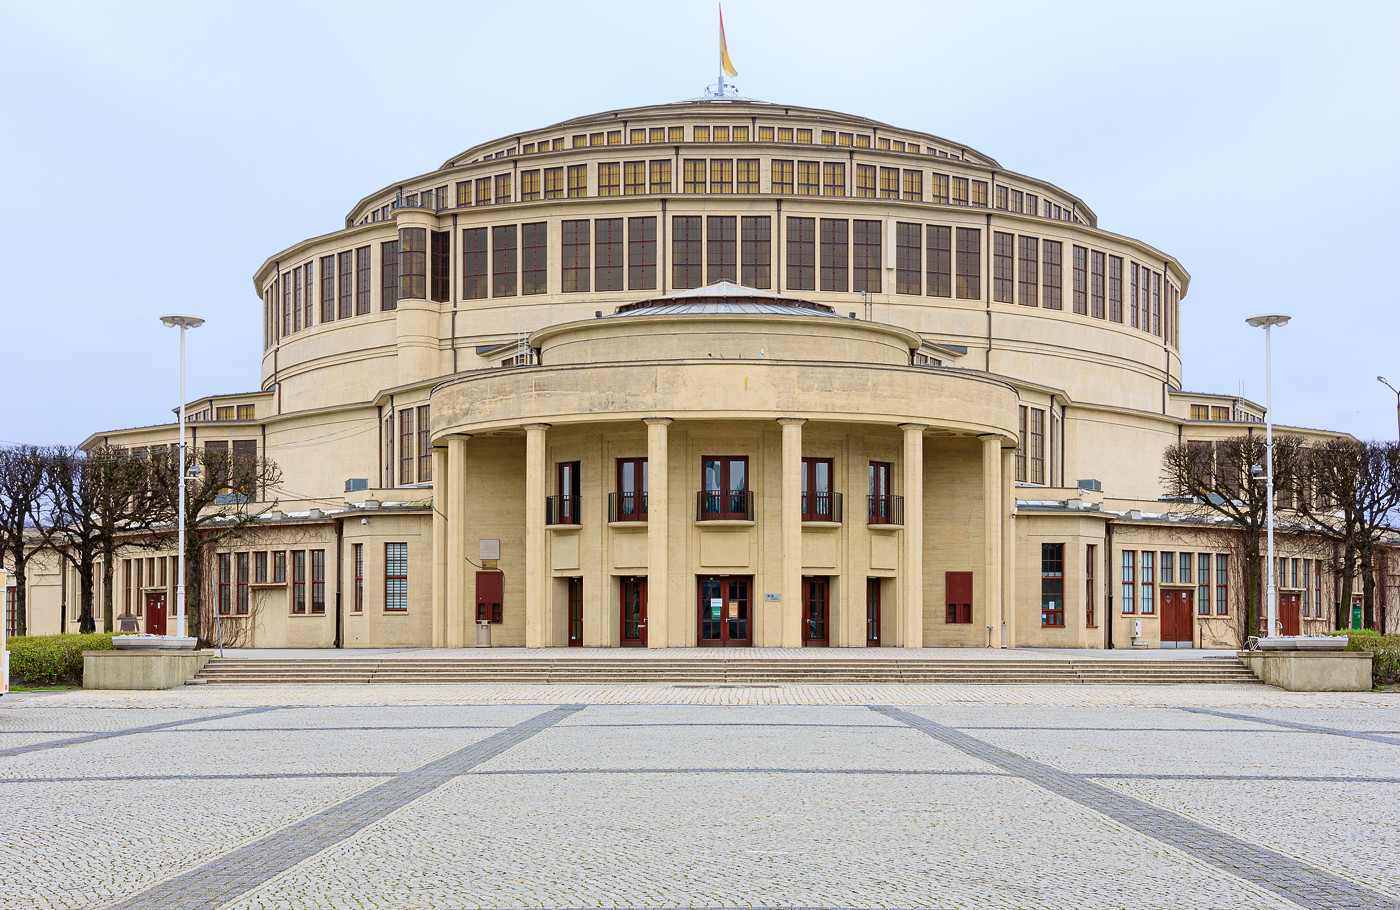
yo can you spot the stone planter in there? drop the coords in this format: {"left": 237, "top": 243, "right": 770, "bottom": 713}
{"left": 113, "top": 635, "right": 199, "bottom": 651}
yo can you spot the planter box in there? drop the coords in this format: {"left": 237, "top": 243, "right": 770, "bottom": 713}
{"left": 1237, "top": 649, "right": 1372, "bottom": 691}
{"left": 1256, "top": 636, "right": 1348, "bottom": 651}
{"left": 113, "top": 635, "right": 198, "bottom": 651}
{"left": 84, "top": 650, "right": 212, "bottom": 690}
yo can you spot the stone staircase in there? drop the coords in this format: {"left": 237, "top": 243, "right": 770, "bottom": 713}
{"left": 194, "top": 655, "right": 1262, "bottom": 686}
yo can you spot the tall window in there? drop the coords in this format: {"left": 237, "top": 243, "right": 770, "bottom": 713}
{"left": 683, "top": 159, "right": 706, "bottom": 193}
{"left": 1152, "top": 271, "right": 1161, "bottom": 336}
{"left": 819, "top": 218, "right": 848, "bottom": 292}
{"left": 255, "top": 551, "right": 268, "bottom": 584}
{"left": 1016, "top": 406, "right": 1028, "bottom": 482}
{"left": 519, "top": 222, "right": 546, "bottom": 296}
{"left": 1141, "top": 552, "right": 1155, "bottom": 614}
{"left": 311, "top": 550, "right": 325, "bottom": 614}
{"left": 381, "top": 241, "right": 400, "bottom": 311}
{"left": 615, "top": 457, "right": 647, "bottom": 521}
{"left": 628, "top": 217, "right": 656, "bottom": 290}
{"left": 495, "top": 173, "right": 512, "bottom": 204}
{"left": 771, "top": 159, "right": 794, "bottom": 194}
{"left": 649, "top": 160, "right": 671, "bottom": 193}
{"left": 800, "top": 457, "right": 834, "bottom": 521}
{"left": 596, "top": 218, "right": 623, "bottom": 292}
{"left": 462, "top": 227, "right": 488, "bottom": 300}
{"left": 520, "top": 169, "right": 541, "bottom": 201}
{"left": 1042, "top": 240, "right": 1062, "bottom": 310}
{"left": 970, "top": 180, "right": 989, "bottom": 207}
{"left": 797, "top": 161, "right": 820, "bottom": 195}
{"left": 1028, "top": 407, "right": 1044, "bottom": 484}
{"left": 869, "top": 461, "right": 894, "bottom": 523}
{"left": 382, "top": 412, "right": 394, "bottom": 488}
{"left": 1161, "top": 551, "right": 1174, "bottom": 585}
{"left": 672, "top": 216, "right": 703, "bottom": 289}
{"left": 1130, "top": 262, "right": 1140, "bottom": 328}
{"left": 476, "top": 177, "right": 492, "bottom": 206}
{"left": 992, "top": 232, "right": 1014, "bottom": 303}
{"left": 707, "top": 216, "right": 737, "bottom": 284}
{"left": 903, "top": 169, "right": 922, "bottom": 201}
{"left": 417, "top": 404, "right": 431, "bottom": 483}
{"left": 878, "top": 167, "right": 899, "bottom": 199}
{"left": 1041, "top": 543, "right": 1065, "bottom": 627}
{"left": 855, "top": 164, "right": 876, "bottom": 198}
{"left": 1017, "top": 236, "right": 1038, "bottom": 307}
{"left": 355, "top": 246, "right": 371, "bottom": 315}
{"left": 623, "top": 161, "right": 645, "bottom": 195}
{"left": 787, "top": 217, "right": 815, "bottom": 290}
{"left": 951, "top": 176, "right": 969, "bottom": 205}
{"left": 353, "top": 543, "right": 363, "bottom": 612}
{"left": 823, "top": 162, "right": 845, "bottom": 196}
{"left": 709, "top": 159, "right": 733, "bottom": 193}
{"left": 852, "top": 220, "right": 881, "bottom": 293}
{"left": 338, "top": 250, "right": 353, "bottom": 319}
{"left": 562, "top": 220, "right": 591, "bottom": 292}
{"left": 398, "top": 227, "right": 427, "bottom": 300}
{"left": 1122, "top": 551, "right": 1136, "bottom": 613}
{"left": 399, "top": 408, "right": 415, "bottom": 485}
{"left": 302, "top": 263, "right": 313, "bottom": 328}
{"left": 929, "top": 172, "right": 949, "bottom": 203}
{"left": 896, "top": 223, "right": 921, "bottom": 295}
{"left": 1086, "top": 545, "right": 1096, "bottom": 627}
{"left": 919, "top": 224, "right": 953, "bottom": 298}
{"left": 292, "top": 550, "right": 306, "bottom": 613}
{"left": 736, "top": 158, "right": 760, "bottom": 194}
{"left": 273, "top": 550, "right": 287, "bottom": 584}
{"left": 320, "top": 255, "right": 336, "bottom": 322}
{"left": 1107, "top": 255, "right": 1123, "bottom": 323}
{"left": 492, "top": 225, "right": 517, "bottom": 297}
{"left": 567, "top": 165, "right": 588, "bottom": 197}
{"left": 544, "top": 167, "right": 564, "bottom": 199}
{"left": 955, "top": 227, "right": 981, "bottom": 299}
{"left": 385, "top": 543, "right": 408, "bottom": 611}
{"left": 700, "top": 456, "right": 749, "bottom": 520}
{"left": 598, "top": 162, "right": 620, "bottom": 196}
{"left": 217, "top": 553, "right": 232, "bottom": 615}
{"left": 1090, "top": 250, "right": 1106, "bottom": 319}
{"left": 1198, "top": 552, "right": 1211, "bottom": 615}
{"left": 1069, "top": 245, "right": 1087, "bottom": 315}
{"left": 740, "top": 216, "right": 771, "bottom": 288}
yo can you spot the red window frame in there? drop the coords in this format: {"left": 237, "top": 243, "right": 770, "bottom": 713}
{"left": 311, "top": 549, "right": 325, "bottom": 615}
{"left": 946, "top": 571, "right": 972, "bottom": 624}
{"left": 236, "top": 552, "right": 250, "bottom": 615}
{"left": 1041, "top": 543, "right": 1065, "bottom": 627}
{"left": 615, "top": 457, "right": 647, "bottom": 521}
{"left": 385, "top": 543, "right": 408, "bottom": 612}
{"left": 801, "top": 457, "right": 834, "bottom": 521}
{"left": 291, "top": 550, "right": 306, "bottom": 614}
{"left": 700, "top": 456, "right": 749, "bottom": 520}
{"left": 1085, "top": 545, "right": 1096, "bottom": 627}
{"left": 353, "top": 543, "right": 363, "bottom": 612}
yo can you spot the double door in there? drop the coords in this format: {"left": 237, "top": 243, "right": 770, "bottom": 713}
{"left": 1160, "top": 589, "right": 1193, "bottom": 648}
{"left": 145, "top": 593, "right": 166, "bottom": 636}
{"left": 1279, "top": 592, "right": 1301, "bottom": 637}
{"left": 698, "top": 576, "right": 751, "bottom": 646}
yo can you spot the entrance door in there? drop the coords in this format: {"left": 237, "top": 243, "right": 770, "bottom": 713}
{"left": 698, "top": 576, "right": 751, "bottom": 646}
{"left": 566, "top": 578, "right": 583, "bottom": 647}
{"left": 620, "top": 576, "right": 647, "bottom": 647}
{"left": 802, "top": 576, "right": 829, "bottom": 646}
{"left": 1161, "top": 590, "right": 1193, "bottom": 648}
{"left": 1279, "top": 592, "right": 1301, "bottom": 636}
{"left": 145, "top": 592, "right": 166, "bottom": 636}
{"left": 866, "top": 578, "right": 881, "bottom": 646}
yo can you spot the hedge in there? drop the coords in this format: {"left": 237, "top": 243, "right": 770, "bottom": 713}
{"left": 1331, "top": 629, "right": 1400, "bottom": 688}
{"left": 6, "top": 633, "right": 115, "bottom": 686}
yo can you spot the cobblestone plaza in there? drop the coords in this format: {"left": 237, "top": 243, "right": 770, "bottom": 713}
{"left": 4, "top": 684, "right": 1399, "bottom": 909}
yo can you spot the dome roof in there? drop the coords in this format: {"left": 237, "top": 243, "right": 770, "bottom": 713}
{"left": 610, "top": 281, "right": 838, "bottom": 317}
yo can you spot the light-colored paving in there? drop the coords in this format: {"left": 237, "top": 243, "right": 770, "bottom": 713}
{"left": 217, "top": 645, "right": 1233, "bottom": 661}
{"left": 2, "top": 685, "right": 1398, "bottom": 910}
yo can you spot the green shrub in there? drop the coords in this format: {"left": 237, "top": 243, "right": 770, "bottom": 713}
{"left": 1334, "top": 629, "right": 1400, "bottom": 688}
{"left": 6, "top": 633, "right": 114, "bottom": 686}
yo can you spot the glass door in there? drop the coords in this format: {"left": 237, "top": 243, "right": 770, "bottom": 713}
{"left": 567, "top": 577, "right": 583, "bottom": 646}
{"left": 802, "top": 576, "right": 829, "bottom": 646}
{"left": 620, "top": 576, "right": 647, "bottom": 647}
{"left": 698, "top": 576, "right": 751, "bottom": 646}
{"left": 865, "top": 578, "right": 881, "bottom": 646}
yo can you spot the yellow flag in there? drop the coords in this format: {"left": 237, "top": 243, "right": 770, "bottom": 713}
{"left": 720, "top": 5, "right": 738, "bottom": 78}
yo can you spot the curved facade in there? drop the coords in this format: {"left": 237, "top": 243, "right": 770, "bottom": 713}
{"left": 43, "top": 98, "right": 1352, "bottom": 650}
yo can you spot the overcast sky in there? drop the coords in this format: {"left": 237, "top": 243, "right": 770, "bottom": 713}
{"left": 3, "top": 0, "right": 1397, "bottom": 446}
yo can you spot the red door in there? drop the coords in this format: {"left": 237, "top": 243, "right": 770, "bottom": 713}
{"left": 697, "top": 576, "right": 751, "bottom": 646}
{"left": 566, "top": 578, "right": 583, "bottom": 646}
{"left": 620, "top": 577, "right": 647, "bottom": 647}
{"left": 1161, "top": 590, "right": 1193, "bottom": 648}
{"left": 1279, "top": 592, "right": 1301, "bottom": 636}
{"left": 145, "top": 592, "right": 166, "bottom": 636}
{"left": 866, "top": 578, "right": 881, "bottom": 646}
{"left": 802, "top": 576, "right": 829, "bottom": 646}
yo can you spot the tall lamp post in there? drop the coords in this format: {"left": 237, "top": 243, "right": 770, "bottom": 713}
{"left": 1379, "top": 377, "right": 1400, "bottom": 441}
{"left": 160, "top": 315, "right": 205, "bottom": 642}
{"left": 1246, "top": 313, "right": 1290, "bottom": 639}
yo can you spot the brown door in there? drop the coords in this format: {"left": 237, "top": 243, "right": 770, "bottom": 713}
{"left": 620, "top": 576, "right": 647, "bottom": 647}
{"left": 1279, "top": 592, "right": 1301, "bottom": 636}
{"left": 145, "top": 592, "right": 166, "bottom": 636}
{"left": 1161, "top": 590, "right": 1193, "bottom": 647}
{"left": 567, "top": 578, "right": 583, "bottom": 646}
{"left": 802, "top": 576, "right": 829, "bottom": 646}
{"left": 866, "top": 578, "right": 881, "bottom": 646}
{"left": 697, "top": 576, "right": 751, "bottom": 646}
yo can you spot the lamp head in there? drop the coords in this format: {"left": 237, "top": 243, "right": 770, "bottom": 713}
{"left": 1245, "top": 313, "right": 1291, "bottom": 329}
{"left": 159, "top": 314, "right": 206, "bottom": 330}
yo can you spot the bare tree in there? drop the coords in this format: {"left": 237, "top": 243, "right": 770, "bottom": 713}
{"left": 1162, "top": 434, "right": 1303, "bottom": 640}
{"left": 0, "top": 446, "right": 49, "bottom": 636}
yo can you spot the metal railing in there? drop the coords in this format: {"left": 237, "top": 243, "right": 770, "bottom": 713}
{"left": 801, "top": 490, "right": 843, "bottom": 522}
{"left": 608, "top": 491, "right": 647, "bottom": 522}
{"left": 867, "top": 494, "right": 904, "bottom": 525}
{"left": 697, "top": 489, "right": 754, "bottom": 521}
{"left": 545, "top": 494, "right": 581, "bottom": 525}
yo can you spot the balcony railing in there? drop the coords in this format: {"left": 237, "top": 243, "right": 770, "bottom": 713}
{"left": 545, "top": 494, "right": 581, "bottom": 526}
{"left": 867, "top": 494, "right": 904, "bottom": 525}
{"left": 697, "top": 489, "right": 754, "bottom": 521}
{"left": 801, "top": 490, "right": 843, "bottom": 522}
{"left": 608, "top": 491, "right": 648, "bottom": 522}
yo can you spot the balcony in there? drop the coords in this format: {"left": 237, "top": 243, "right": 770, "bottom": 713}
{"left": 801, "top": 490, "right": 843, "bottom": 523}
{"left": 697, "top": 489, "right": 754, "bottom": 521}
{"left": 867, "top": 494, "right": 904, "bottom": 526}
{"left": 545, "top": 494, "right": 581, "bottom": 526}
{"left": 608, "top": 491, "right": 648, "bottom": 522}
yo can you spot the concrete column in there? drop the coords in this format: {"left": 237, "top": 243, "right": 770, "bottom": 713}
{"left": 1002, "top": 446, "right": 1017, "bottom": 648}
{"left": 432, "top": 445, "right": 450, "bottom": 648}
{"left": 900, "top": 423, "right": 926, "bottom": 648}
{"left": 524, "top": 424, "right": 550, "bottom": 647}
{"left": 981, "top": 435, "right": 1003, "bottom": 649}
{"left": 779, "top": 418, "right": 805, "bottom": 648}
{"left": 644, "top": 418, "right": 671, "bottom": 648}
{"left": 445, "top": 436, "right": 469, "bottom": 648}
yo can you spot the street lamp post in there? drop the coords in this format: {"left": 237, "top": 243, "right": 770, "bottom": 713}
{"left": 160, "top": 315, "right": 205, "bottom": 642}
{"left": 1246, "top": 313, "right": 1290, "bottom": 639}
{"left": 1379, "top": 377, "right": 1400, "bottom": 441}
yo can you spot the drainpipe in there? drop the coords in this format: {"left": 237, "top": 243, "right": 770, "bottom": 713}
{"left": 333, "top": 515, "right": 344, "bottom": 648}
{"left": 1105, "top": 520, "right": 1115, "bottom": 649}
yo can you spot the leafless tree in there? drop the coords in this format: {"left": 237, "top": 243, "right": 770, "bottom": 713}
{"left": 0, "top": 445, "right": 48, "bottom": 636}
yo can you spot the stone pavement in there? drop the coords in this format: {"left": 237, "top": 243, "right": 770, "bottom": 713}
{"left": 3, "top": 685, "right": 1398, "bottom": 910}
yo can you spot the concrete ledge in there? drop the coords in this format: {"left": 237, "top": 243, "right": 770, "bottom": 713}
{"left": 1237, "top": 649, "right": 1373, "bottom": 691}
{"left": 83, "top": 650, "right": 214, "bottom": 690}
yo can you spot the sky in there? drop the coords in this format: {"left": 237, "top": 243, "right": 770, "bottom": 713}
{"left": 2, "top": 0, "right": 1398, "bottom": 445}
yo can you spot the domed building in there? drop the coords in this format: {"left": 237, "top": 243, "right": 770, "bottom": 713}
{"left": 36, "top": 97, "right": 1348, "bottom": 649}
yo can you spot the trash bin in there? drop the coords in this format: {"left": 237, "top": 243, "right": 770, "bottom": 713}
{"left": 476, "top": 621, "right": 492, "bottom": 648}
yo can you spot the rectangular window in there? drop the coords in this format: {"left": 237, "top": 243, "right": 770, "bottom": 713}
{"left": 519, "top": 169, "right": 540, "bottom": 201}
{"left": 595, "top": 218, "right": 624, "bottom": 292}
{"left": 955, "top": 227, "right": 981, "bottom": 299}
{"left": 786, "top": 216, "right": 815, "bottom": 291}
{"left": 869, "top": 461, "right": 894, "bottom": 523}
{"left": 800, "top": 457, "right": 834, "bottom": 521}
{"left": 495, "top": 173, "right": 511, "bottom": 203}
{"left": 1141, "top": 552, "right": 1155, "bottom": 614}
{"left": 1152, "top": 271, "right": 1161, "bottom": 336}
{"left": 926, "top": 225, "right": 951, "bottom": 298}
{"left": 1130, "top": 263, "right": 1140, "bottom": 328}
{"left": 597, "top": 162, "right": 620, "bottom": 196}
{"left": 929, "top": 172, "right": 949, "bottom": 204}
{"left": 736, "top": 158, "right": 760, "bottom": 194}
{"left": 946, "top": 571, "right": 972, "bottom": 624}
{"left": 1072, "top": 245, "right": 1088, "bottom": 315}
{"left": 1107, "top": 255, "right": 1123, "bottom": 323}
{"left": 385, "top": 543, "right": 407, "bottom": 611}
{"left": 683, "top": 158, "right": 706, "bottom": 193}
{"left": 544, "top": 167, "right": 564, "bottom": 199}
{"left": 462, "top": 227, "right": 488, "bottom": 300}
{"left": 1041, "top": 543, "right": 1065, "bottom": 627}
{"left": 353, "top": 543, "right": 363, "bottom": 612}
{"left": 292, "top": 550, "right": 306, "bottom": 613}
{"left": 1017, "top": 236, "right": 1038, "bottom": 306}
{"left": 476, "top": 177, "right": 492, "bottom": 206}
{"left": 759, "top": 125, "right": 775, "bottom": 142}
{"left": 970, "top": 181, "right": 988, "bottom": 207}
{"left": 694, "top": 125, "right": 711, "bottom": 142}
{"left": 217, "top": 552, "right": 231, "bottom": 615}
{"left": 777, "top": 127, "right": 793, "bottom": 143}
{"left": 740, "top": 216, "right": 771, "bottom": 289}
{"left": 1161, "top": 551, "right": 1174, "bottom": 585}
{"left": 1181, "top": 552, "right": 1193, "bottom": 585}
{"left": 709, "top": 158, "right": 733, "bottom": 193}
{"left": 1028, "top": 407, "right": 1045, "bottom": 484}
{"left": 995, "top": 185, "right": 1009, "bottom": 210}
{"left": 877, "top": 167, "right": 898, "bottom": 199}
{"left": 700, "top": 456, "right": 749, "bottom": 520}
{"left": 456, "top": 180, "right": 470, "bottom": 206}
{"left": 492, "top": 225, "right": 517, "bottom": 297}
{"left": 381, "top": 240, "right": 400, "bottom": 310}
{"left": 951, "top": 176, "right": 969, "bottom": 205}
{"left": 302, "top": 263, "right": 313, "bottom": 327}
{"left": 672, "top": 215, "right": 703, "bottom": 289}
{"left": 852, "top": 220, "right": 881, "bottom": 293}
{"left": 1216, "top": 553, "right": 1229, "bottom": 614}
{"left": 903, "top": 169, "right": 922, "bottom": 201}
{"left": 992, "top": 231, "right": 1014, "bottom": 303}
{"left": 1122, "top": 551, "right": 1136, "bottom": 613}
{"left": 355, "top": 246, "right": 371, "bottom": 315}
{"left": 523, "top": 218, "right": 548, "bottom": 292}
{"left": 649, "top": 160, "right": 671, "bottom": 193}
{"left": 819, "top": 218, "right": 848, "bottom": 292}
{"left": 311, "top": 549, "right": 325, "bottom": 614}
{"left": 615, "top": 457, "right": 647, "bottom": 521}
{"left": 273, "top": 550, "right": 287, "bottom": 584}
{"left": 338, "top": 250, "right": 353, "bottom": 319}
{"left": 282, "top": 271, "right": 293, "bottom": 336}
{"left": 1198, "top": 552, "right": 1211, "bottom": 615}
{"left": 568, "top": 164, "right": 588, "bottom": 198}
{"left": 1041, "top": 240, "right": 1062, "bottom": 310}
{"left": 254, "top": 550, "right": 268, "bottom": 584}
{"left": 562, "top": 220, "right": 591, "bottom": 293}
{"left": 771, "top": 159, "right": 793, "bottom": 194}
{"left": 896, "top": 223, "right": 921, "bottom": 295}
{"left": 823, "top": 162, "right": 846, "bottom": 196}
{"left": 797, "top": 161, "right": 820, "bottom": 195}
{"left": 623, "top": 161, "right": 645, "bottom": 195}
{"left": 855, "top": 164, "right": 876, "bottom": 198}
{"left": 399, "top": 407, "right": 414, "bottom": 486}
{"left": 320, "top": 255, "right": 336, "bottom": 322}
{"left": 1090, "top": 250, "right": 1106, "bottom": 319}
{"left": 628, "top": 217, "right": 657, "bottom": 290}
{"left": 1016, "top": 406, "right": 1028, "bottom": 482}
{"left": 383, "top": 412, "right": 393, "bottom": 487}
{"left": 707, "top": 215, "right": 737, "bottom": 284}
{"left": 1314, "top": 560, "right": 1323, "bottom": 618}
{"left": 417, "top": 404, "right": 431, "bottom": 482}
{"left": 1086, "top": 545, "right": 1097, "bottom": 627}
